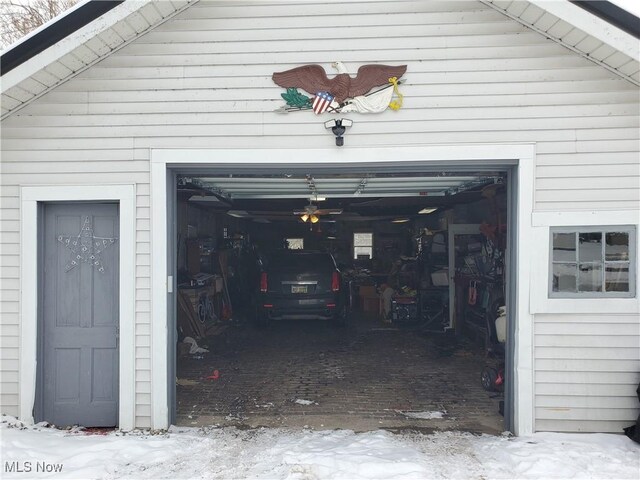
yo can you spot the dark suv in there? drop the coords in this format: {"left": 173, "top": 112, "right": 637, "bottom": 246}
{"left": 255, "top": 250, "right": 347, "bottom": 326}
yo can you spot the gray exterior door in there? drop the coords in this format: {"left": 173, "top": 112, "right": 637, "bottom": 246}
{"left": 39, "top": 203, "right": 119, "bottom": 427}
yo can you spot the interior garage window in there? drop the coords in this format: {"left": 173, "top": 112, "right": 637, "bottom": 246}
{"left": 353, "top": 232, "right": 373, "bottom": 260}
{"left": 286, "top": 238, "right": 304, "bottom": 249}
{"left": 550, "top": 226, "right": 636, "bottom": 297}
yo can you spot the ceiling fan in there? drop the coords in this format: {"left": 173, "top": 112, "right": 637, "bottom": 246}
{"left": 293, "top": 201, "right": 343, "bottom": 223}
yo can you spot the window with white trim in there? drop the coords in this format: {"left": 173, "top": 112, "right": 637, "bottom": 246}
{"left": 550, "top": 226, "right": 636, "bottom": 297}
{"left": 353, "top": 232, "right": 373, "bottom": 260}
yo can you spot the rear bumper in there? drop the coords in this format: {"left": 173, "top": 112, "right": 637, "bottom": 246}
{"left": 259, "top": 294, "right": 341, "bottom": 320}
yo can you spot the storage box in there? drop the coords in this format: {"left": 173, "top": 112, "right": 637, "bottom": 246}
{"left": 431, "top": 270, "right": 449, "bottom": 286}
{"left": 359, "top": 285, "right": 377, "bottom": 297}
{"left": 361, "top": 296, "right": 380, "bottom": 313}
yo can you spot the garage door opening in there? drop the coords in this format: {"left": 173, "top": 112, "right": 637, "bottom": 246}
{"left": 171, "top": 168, "right": 511, "bottom": 434}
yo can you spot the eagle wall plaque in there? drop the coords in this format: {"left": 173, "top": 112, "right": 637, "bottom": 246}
{"left": 272, "top": 62, "right": 406, "bottom": 114}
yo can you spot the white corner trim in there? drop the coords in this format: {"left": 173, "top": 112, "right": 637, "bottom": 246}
{"left": 150, "top": 144, "right": 537, "bottom": 435}
{"left": 150, "top": 162, "right": 169, "bottom": 429}
{"left": 530, "top": 209, "right": 640, "bottom": 315}
{"left": 514, "top": 145, "right": 536, "bottom": 436}
{"left": 1, "top": 0, "right": 155, "bottom": 93}
{"left": 528, "top": 0, "right": 639, "bottom": 59}
{"left": 19, "top": 184, "right": 136, "bottom": 431}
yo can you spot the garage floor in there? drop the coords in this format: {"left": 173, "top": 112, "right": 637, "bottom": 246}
{"left": 175, "top": 314, "right": 505, "bottom": 434}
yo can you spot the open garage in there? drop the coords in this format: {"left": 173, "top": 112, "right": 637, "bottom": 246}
{"left": 172, "top": 167, "right": 511, "bottom": 434}
{"left": 4, "top": 0, "right": 638, "bottom": 438}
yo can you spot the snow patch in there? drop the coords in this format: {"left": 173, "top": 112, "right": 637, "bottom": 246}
{"left": 398, "top": 410, "right": 446, "bottom": 420}
{"left": 1, "top": 415, "right": 639, "bottom": 479}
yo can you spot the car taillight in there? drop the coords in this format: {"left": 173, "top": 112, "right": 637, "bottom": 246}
{"left": 260, "top": 272, "right": 268, "bottom": 292}
{"left": 331, "top": 271, "right": 340, "bottom": 292}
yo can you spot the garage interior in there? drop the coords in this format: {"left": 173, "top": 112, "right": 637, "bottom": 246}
{"left": 173, "top": 169, "right": 509, "bottom": 434}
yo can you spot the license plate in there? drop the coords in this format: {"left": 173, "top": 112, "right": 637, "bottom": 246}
{"left": 291, "top": 285, "right": 307, "bottom": 294}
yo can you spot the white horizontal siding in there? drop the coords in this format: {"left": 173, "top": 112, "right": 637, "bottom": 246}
{"left": 1, "top": 288, "right": 20, "bottom": 424}
{"left": 535, "top": 419, "right": 636, "bottom": 433}
{"left": 1, "top": 0, "right": 638, "bottom": 430}
{"left": 535, "top": 314, "right": 640, "bottom": 433}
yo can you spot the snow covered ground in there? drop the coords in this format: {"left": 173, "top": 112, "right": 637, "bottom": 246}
{"left": 1, "top": 415, "right": 638, "bottom": 480}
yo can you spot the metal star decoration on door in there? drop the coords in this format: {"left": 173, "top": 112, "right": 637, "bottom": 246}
{"left": 58, "top": 216, "right": 118, "bottom": 273}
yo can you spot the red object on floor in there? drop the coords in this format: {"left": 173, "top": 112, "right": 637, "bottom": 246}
{"left": 206, "top": 369, "right": 220, "bottom": 380}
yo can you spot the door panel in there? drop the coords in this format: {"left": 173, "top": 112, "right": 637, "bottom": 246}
{"left": 40, "top": 203, "right": 119, "bottom": 427}
{"left": 54, "top": 349, "right": 80, "bottom": 402}
{"left": 91, "top": 348, "right": 117, "bottom": 402}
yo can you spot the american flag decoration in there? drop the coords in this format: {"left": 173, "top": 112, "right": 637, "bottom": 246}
{"left": 312, "top": 91, "right": 334, "bottom": 115}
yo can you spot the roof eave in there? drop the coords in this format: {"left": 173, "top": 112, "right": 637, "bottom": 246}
{"left": 529, "top": 0, "right": 639, "bottom": 58}
{"left": 1, "top": 0, "right": 152, "bottom": 94}
{"left": 1, "top": 0, "right": 95, "bottom": 58}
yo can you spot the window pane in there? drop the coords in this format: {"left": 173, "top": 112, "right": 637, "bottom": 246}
{"left": 550, "top": 227, "right": 634, "bottom": 297}
{"left": 552, "top": 233, "right": 576, "bottom": 262}
{"left": 552, "top": 263, "right": 577, "bottom": 292}
{"left": 579, "top": 232, "right": 602, "bottom": 262}
{"left": 286, "top": 238, "right": 303, "bottom": 250}
{"left": 605, "top": 264, "right": 630, "bottom": 292}
{"left": 605, "top": 232, "right": 629, "bottom": 261}
{"left": 578, "top": 263, "right": 603, "bottom": 292}
{"left": 354, "top": 233, "right": 373, "bottom": 247}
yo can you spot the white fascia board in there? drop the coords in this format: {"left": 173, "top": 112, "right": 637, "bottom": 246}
{"left": 0, "top": 0, "right": 93, "bottom": 56}
{"left": 1, "top": 0, "right": 155, "bottom": 94}
{"left": 529, "top": 0, "right": 639, "bottom": 59}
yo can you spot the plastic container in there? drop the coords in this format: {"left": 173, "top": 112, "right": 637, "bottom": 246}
{"left": 495, "top": 306, "right": 506, "bottom": 343}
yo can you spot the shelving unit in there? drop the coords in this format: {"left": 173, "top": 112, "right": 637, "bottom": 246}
{"left": 417, "top": 230, "right": 450, "bottom": 330}
{"left": 450, "top": 224, "right": 505, "bottom": 347}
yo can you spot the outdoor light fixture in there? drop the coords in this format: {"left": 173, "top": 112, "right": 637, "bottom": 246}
{"left": 418, "top": 207, "right": 438, "bottom": 214}
{"left": 324, "top": 118, "right": 353, "bottom": 146}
